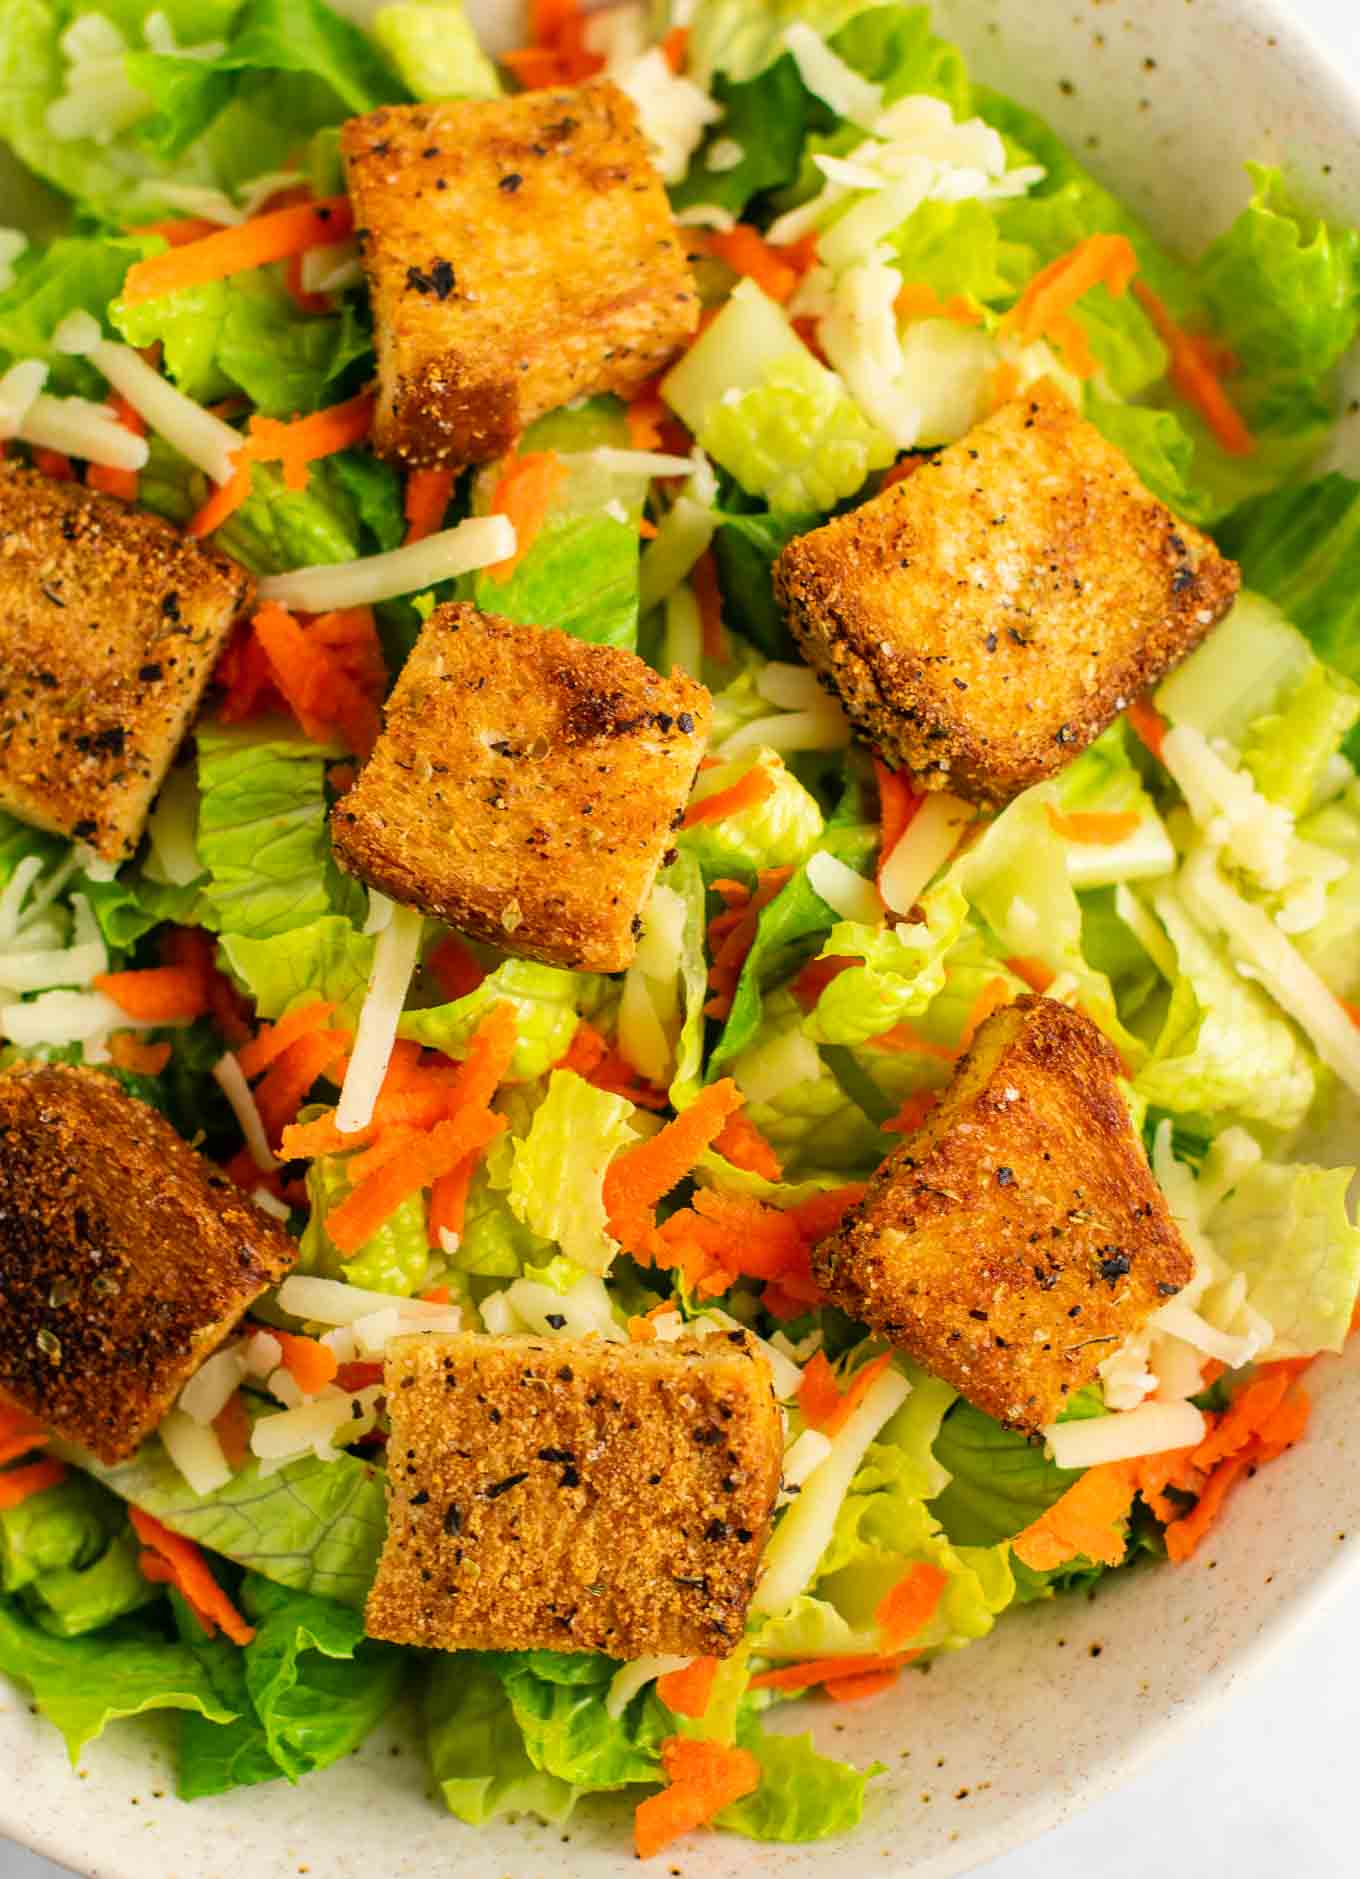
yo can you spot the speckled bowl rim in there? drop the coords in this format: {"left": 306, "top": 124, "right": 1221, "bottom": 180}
{"left": 4, "top": 1, "right": 1360, "bottom": 1874}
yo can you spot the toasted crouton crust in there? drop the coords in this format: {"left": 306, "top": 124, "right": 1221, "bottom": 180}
{"left": 343, "top": 82, "right": 700, "bottom": 468}
{"left": 812, "top": 996, "right": 1193, "bottom": 1430}
{"left": 365, "top": 1329, "right": 783, "bottom": 1658}
{"left": 331, "top": 603, "right": 710, "bottom": 972}
{"left": 0, "top": 464, "right": 254, "bottom": 858}
{"left": 774, "top": 385, "right": 1239, "bottom": 806}
{"left": 0, "top": 1063, "right": 296, "bottom": 1463}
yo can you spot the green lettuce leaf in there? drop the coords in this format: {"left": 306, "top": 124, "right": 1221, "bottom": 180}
{"left": 0, "top": 231, "right": 159, "bottom": 395}
{"left": 507, "top": 1070, "right": 635, "bottom": 1273}
{"left": 1053, "top": 721, "right": 1176, "bottom": 888}
{"left": 176, "top": 1574, "right": 404, "bottom": 1798}
{"left": 673, "top": 52, "right": 811, "bottom": 221}
{"left": 804, "top": 881, "right": 965, "bottom": 1046}
{"left": 90, "top": 1439, "right": 387, "bottom": 1610}
{"left": 1209, "top": 1159, "right": 1360, "bottom": 1359}
{"left": 1134, "top": 888, "right": 1316, "bottom": 1132}
{"left": 300, "top": 1153, "right": 430, "bottom": 1297}
{"left": 710, "top": 507, "right": 811, "bottom": 661}
{"left": 426, "top": 1654, "right": 577, "bottom": 1825}
{"left": 716, "top": 1721, "right": 878, "bottom": 1841}
{"left": 0, "top": 1595, "right": 236, "bottom": 1761}
{"left": 195, "top": 721, "right": 345, "bottom": 941}
{"left": 681, "top": 747, "right": 825, "bottom": 878}
{"left": 495, "top": 1650, "right": 667, "bottom": 1789}
{"left": 22, "top": 1529, "right": 161, "bottom": 1638}
{"left": 0, "top": 810, "right": 64, "bottom": 889}
{"left": 221, "top": 914, "right": 376, "bottom": 1025}
{"left": 400, "top": 957, "right": 600, "bottom": 1082}
{"left": 0, "top": 1474, "right": 123, "bottom": 1595}
{"left": 1298, "top": 782, "right": 1360, "bottom": 997}
{"left": 729, "top": 986, "right": 889, "bottom": 1171}
{"left": 372, "top": 0, "right": 500, "bottom": 101}
{"left": 454, "top": 1166, "right": 555, "bottom": 1277}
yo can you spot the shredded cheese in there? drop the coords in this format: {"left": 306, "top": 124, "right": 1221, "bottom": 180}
{"left": 212, "top": 1052, "right": 278, "bottom": 1172}
{"left": 160, "top": 1407, "right": 233, "bottom": 1495}
{"left": 1043, "top": 1399, "right": 1205, "bottom": 1469}
{"left": 258, "top": 515, "right": 514, "bottom": 612}
{"left": 19, "top": 392, "right": 151, "bottom": 470}
{"left": 55, "top": 310, "right": 240, "bottom": 483}
{"left": 0, "top": 359, "right": 48, "bottom": 436}
{"left": 717, "top": 702, "right": 850, "bottom": 760}
{"left": 178, "top": 1343, "right": 248, "bottom": 1425}
{"left": 879, "top": 791, "right": 974, "bottom": 914}
{"left": 782, "top": 23, "right": 883, "bottom": 125}
{"left": 335, "top": 902, "right": 425, "bottom": 1135}
{"left": 806, "top": 849, "right": 882, "bottom": 925}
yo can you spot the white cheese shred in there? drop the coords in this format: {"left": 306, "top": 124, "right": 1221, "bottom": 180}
{"left": 212, "top": 1052, "right": 278, "bottom": 1172}
{"left": 336, "top": 902, "right": 425, "bottom": 1135}
{"left": 1042, "top": 1399, "right": 1206, "bottom": 1469}
{"left": 54, "top": 310, "right": 239, "bottom": 483}
{"left": 258, "top": 515, "right": 515, "bottom": 612}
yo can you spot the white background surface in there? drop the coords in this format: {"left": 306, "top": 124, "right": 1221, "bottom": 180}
{"left": 3, "top": 0, "right": 1360, "bottom": 1875}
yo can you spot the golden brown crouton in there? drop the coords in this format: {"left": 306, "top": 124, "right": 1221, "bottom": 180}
{"left": 365, "top": 1329, "right": 783, "bottom": 1659}
{"left": 0, "top": 464, "right": 253, "bottom": 859}
{"left": 774, "top": 385, "right": 1239, "bottom": 806}
{"left": 812, "top": 996, "right": 1193, "bottom": 1431}
{"left": 0, "top": 1063, "right": 296, "bottom": 1463}
{"left": 343, "top": 82, "right": 700, "bottom": 468}
{"left": 331, "top": 604, "right": 710, "bottom": 972}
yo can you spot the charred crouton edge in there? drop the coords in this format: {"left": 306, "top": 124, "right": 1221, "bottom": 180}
{"left": 331, "top": 603, "right": 711, "bottom": 973}
{"left": 812, "top": 996, "right": 1194, "bottom": 1431}
{"left": 0, "top": 1063, "right": 297, "bottom": 1464}
{"left": 774, "top": 384, "right": 1240, "bottom": 806}
{"left": 365, "top": 1329, "right": 784, "bottom": 1659}
{"left": 342, "top": 80, "right": 700, "bottom": 469}
{"left": 0, "top": 463, "right": 254, "bottom": 859}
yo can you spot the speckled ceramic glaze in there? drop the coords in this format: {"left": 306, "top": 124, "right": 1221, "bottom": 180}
{"left": 3, "top": 2, "right": 1359, "bottom": 1873}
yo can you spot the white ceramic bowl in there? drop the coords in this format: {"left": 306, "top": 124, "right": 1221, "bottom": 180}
{"left": 4, "top": 2, "right": 1360, "bottom": 1873}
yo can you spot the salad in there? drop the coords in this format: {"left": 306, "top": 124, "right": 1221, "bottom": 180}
{"left": 0, "top": 0, "right": 1359, "bottom": 1861}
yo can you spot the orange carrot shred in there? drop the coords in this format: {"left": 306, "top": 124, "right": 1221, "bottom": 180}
{"left": 1002, "top": 234, "right": 1138, "bottom": 349}
{"left": 329, "top": 1108, "right": 505, "bottom": 1254}
{"left": 108, "top": 1032, "right": 172, "bottom": 1076}
{"left": 874, "top": 757, "right": 920, "bottom": 877}
{"left": 254, "top": 1029, "right": 349, "bottom": 1141}
{"left": 212, "top": 1392, "right": 251, "bottom": 1472}
{"left": 661, "top": 24, "right": 689, "bottom": 71}
{"left": 129, "top": 1507, "right": 255, "bottom": 1645}
{"left": 712, "top": 1111, "right": 782, "bottom": 1181}
{"left": 252, "top": 600, "right": 384, "bottom": 758}
{"left": 403, "top": 465, "right": 456, "bottom": 543}
{"left": 1126, "top": 692, "right": 1168, "bottom": 760}
{"left": 749, "top": 1652, "right": 912, "bottom": 1692}
{"left": 428, "top": 1155, "right": 476, "bottom": 1247}
{"left": 32, "top": 449, "right": 72, "bottom": 481}
{"left": 1006, "top": 955, "right": 1056, "bottom": 994}
{"left": 188, "top": 450, "right": 253, "bottom": 538}
{"left": 1012, "top": 1461, "right": 1138, "bottom": 1571}
{"left": 633, "top": 1738, "right": 761, "bottom": 1860}
{"left": 236, "top": 1001, "right": 337, "bottom": 1080}
{"left": 1131, "top": 280, "right": 1254, "bottom": 456}
{"left": 683, "top": 767, "right": 774, "bottom": 828}
{"left": 656, "top": 1654, "right": 719, "bottom": 1718}
{"left": 603, "top": 1080, "right": 744, "bottom": 1253}
{"left": 1045, "top": 805, "right": 1142, "bottom": 845}
{"left": 273, "top": 1329, "right": 340, "bottom": 1396}
{"left": 129, "top": 216, "right": 226, "bottom": 248}
{"left": 690, "top": 550, "right": 726, "bottom": 661}
{"left": 703, "top": 224, "right": 799, "bottom": 303}
{"left": 825, "top": 1667, "right": 902, "bottom": 1702}
{"left": 0, "top": 1458, "right": 67, "bottom": 1508}
{"left": 894, "top": 281, "right": 982, "bottom": 326}
{"left": 798, "top": 1350, "right": 894, "bottom": 1438}
{"left": 876, "top": 1561, "right": 948, "bottom": 1651}
{"left": 883, "top": 1088, "right": 939, "bottom": 1137}
{"left": 245, "top": 391, "right": 376, "bottom": 494}
{"left": 121, "top": 196, "right": 355, "bottom": 305}
{"left": 93, "top": 965, "right": 209, "bottom": 1024}
{"left": 484, "top": 450, "right": 568, "bottom": 580}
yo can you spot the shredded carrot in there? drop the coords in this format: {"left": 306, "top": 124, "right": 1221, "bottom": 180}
{"left": 876, "top": 1561, "right": 948, "bottom": 1651}
{"left": 894, "top": 281, "right": 982, "bottom": 326}
{"left": 867, "top": 1021, "right": 958, "bottom": 1062}
{"left": 1012, "top": 1461, "right": 1138, "bottom": 1571}
{"left": 86, "top": 392, "right": 147, "bottom": 501}
{"left": 750, "top": 1653, "right": 911, "bottom": 1692}
{"left": 988, "top": 359, "right": 1021, "bottom": 410}
{"left": 236, "top": 1000, "right": 337, "bottom": 1080}
{"left": 252, "top": 599, "right": 384, "bottom": 758}
{"left": 656, "top": 1654, "right": 719, "bottom": 1718}
{"left": 1006, "top": 955, "right": 1056, "bottom": 994}
{"left": 880, "top": 454, "right": 926, "bottom": 490}
{"left": 254, "top": 1029, "right": 349, "bottom": 1141}
{"left": 789, "top": 952, "right": 855, "bottom": 1012}
{"left": 188, "top": 450, "right": 252, "bottom": 538}
{"left": 785, "top": 1185, "right": 866, "bottom": 1242}
{"left": 244, "top": 391, "right": 376, "bottom": 494}
{"left": 874, "top": 757, "right": 922, "bottom": 885}
{"left": 704, "top": 224, "right": 800, "bottom": 303}
{"left": 483, "top": 450, "right": 567, "bottom": 580}
{"left": 1003, "top": 234, "right": 1139, "bottom": 350}
{"left": 555, "top": 1019, "right": 668, "bottom": 1111}
{"left": 329, "top": 1105, "right": 505, "bottom": 1255}
{"left": 212, "top": 1392, "right": 251, "bottom": 1472}
{"left": 428, "top": 1155, "right": 476, "bottom": 1246}
{"left": 604, "top": 1079, "right": 744, "bottom": 1253}
{"left": 628, "top": 1314, "right": 658, "bottom": 1343}
{"left": 422, "top": 1284, "right": 451, "bottom": 1305}
{"left": 107, "top": 1032, "right": 172, "bottom": 1076}
{"left": 825, "top": 1666, "right": 902, "bottom": 1702}
{"left": 798, "top": 1349, "right": 894, "bottom": 1438}
{"left": 883, "top": 1088, "right": 940, "bottom": 1136}
{"left": 427, "top": 935, "right": 486, "bottom": 1003}
{"left": 403, "top": 465, "right": 456, "bottom": 544}
{"left": 1131, "top": 280, "right": 1254, "bottom": 456}
{"left": 704, "top": 868, "right": 793, "bottom": 1020}
{"left": 446, "top": 1001, "right": 520, "bottom": 1111}
{"left": 634, "top": 1737, "right": 762, "bottom": 1860}
{"left": 130, "top": 215, "right": 225, "bottom": 247}
{"left": 958, "top": 976, "right": 1012, "bottom": 1052}
{"left": 130, "top": 1507, "right": 255, "bottom": 1645}
{"left": 712, "top": 1111, "right": 782, "bottom": 1181}
{"left": 655, "top": 1188, "right": 804, "bottom": 1285}
{"left": 32, "top": 449, "right": 72, "bottom": 481}
{"left": 0, "top": 1458, "right": 67, "bottom": 1508}
{"left": 0, "top": 1403, "right": 49, "bottom": 1468}
{"left": 94, "top": 964, "right": 209, "bottom": 1024}
{"left": 273, "top": 1329, "right": 340, "bottom": 1396}
{"left": 637, "top": 515, "right": 658, "bottom": 540}
{"left": 1162, "top": 1452, "right": 1254, "bottom": 1563}
{"left": 627, "top": 389, "right": 666, "bottom": 450}
{"left": 1340, "top": 997, "right": 1360, "bottom": 1031}
{"left": 122, "top": 196, "right": 355, "bottom": 305}
{"left": 689, "top": 549, "right": 727, "bottom": 662}
{"left": 661, "top": 23, "right": 689, "bottom": 71}
{"left": 1045, "top": 805, "right": 1141, "bottom": 845}
{"left": 1126, "top": 692, "right": 1167, "bottom": 761}
{"left": 683, "top": 767, "right": 774, "bottom": 829}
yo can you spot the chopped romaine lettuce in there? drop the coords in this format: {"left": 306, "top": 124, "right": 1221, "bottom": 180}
{"left": 681, "top": 746, "right": 825, "bottom": 876}
{"left": 716, "top": 1721, "right": 878, "bottom": 1841}
{"left": 300, "top": 1153, "right": 430, "bottom": 1297}
{"left": 507, "top": 1070, "right": 634, "bottom": 1273}
{"left": 222, "top": 914, "right": 375, "bottom": 1025}
{"left": 400, "top": 958, "right": 600, "bottom": 1083}
{"left": 1207, "top": 1159, "right": 1360, "bottom": 1359}
{"left": 371, "top": 0, "right": 500, "bottom": 101}
{"left": 803, "top": 880, "right": 965, "bottom": 1046}
{"left": 426, "top": 1654, "right": 578, "bottom": 1826}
